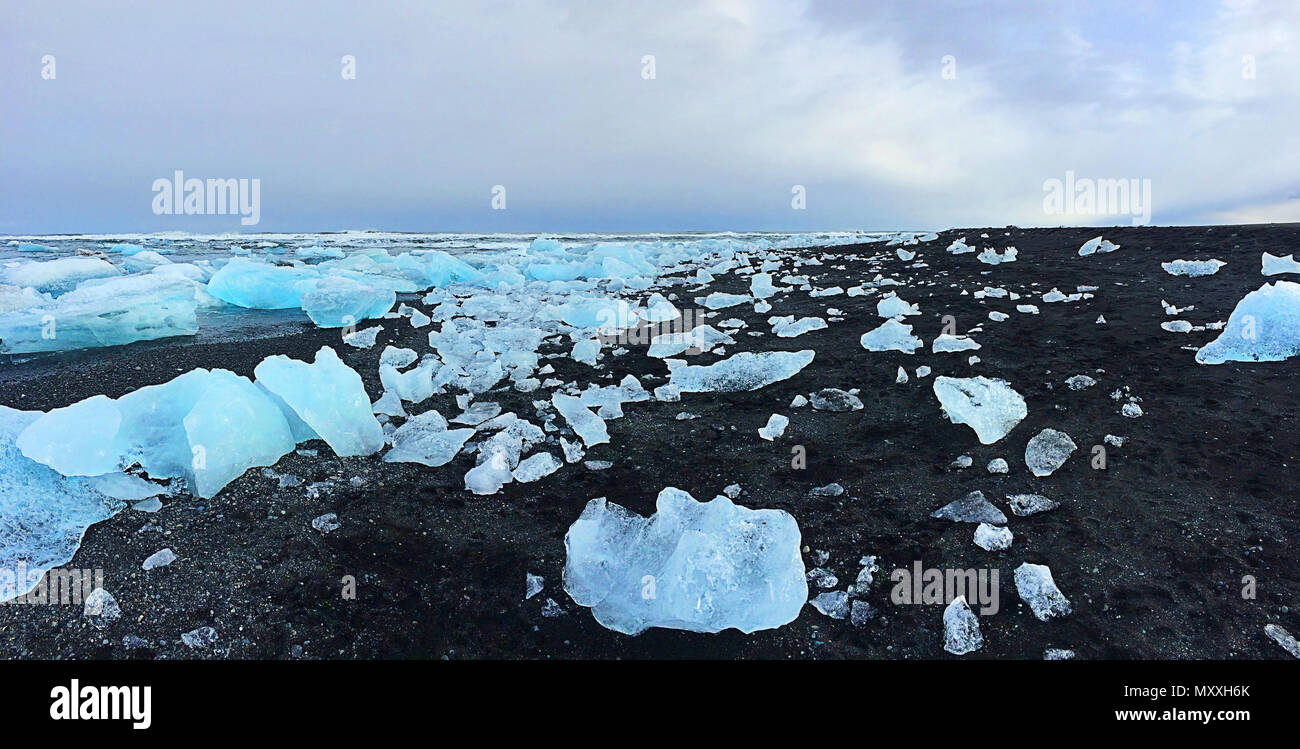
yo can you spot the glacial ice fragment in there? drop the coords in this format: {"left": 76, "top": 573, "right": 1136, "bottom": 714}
{"left": 665, "top": 350, "right": 814, "bottom": 393}
{"left": 1196, "top": 281, "right": 1300, "bottom": 364}
{"left": 513, "top": 452, "right": 562, "bottom": 482}
{"left": 1006, "top": 493, "right": 1059, "bottom": 516}
{"left": 1014, "top": 562, "right": 1072, "bottom": 621}
{"left": 563, "top": 487, "right": 807, "bottom": 634}
{"left": 973, "top": 523, "right": 1013, "bottom": 551}
{"left": 1024, "top": 428, "right": 1077, "bottom": 477}
{"left": 943, "top": 596, "right": 984, "bottom": 655}
{"left": 254, "top": 346, "right": 385, "bottom": 457}
{"left": 931, "top": 490, "right": 1007, "bottom": 524}
{"left": 1162, "top": 259, "right": 1224, "bottom": 277}
{"left": 860, "top": 319, "right": 923, "bottom": 353}
{"left": 810, "top": 388, "right": 862, "bottom": 412}
{"left": 932, "top": 376, "right": 1027, "bottom": 444}
{"left": 758, "top": 414, "right": 789, "bottom": 441}
{"left": 383, "top": 411, "right": 474, "bottom": 467}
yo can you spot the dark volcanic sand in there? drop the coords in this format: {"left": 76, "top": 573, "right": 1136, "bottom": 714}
{"left": 1, "top": 225, "right": 1298, "bottom": 660}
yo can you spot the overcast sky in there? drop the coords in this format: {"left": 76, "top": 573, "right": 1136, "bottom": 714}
{"left": 2, "top": 0, "right": 1297, "bottom": 234}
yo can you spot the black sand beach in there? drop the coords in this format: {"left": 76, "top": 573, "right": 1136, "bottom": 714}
{"left": 2, "top": 224, "right": 1297, "bottom": 660}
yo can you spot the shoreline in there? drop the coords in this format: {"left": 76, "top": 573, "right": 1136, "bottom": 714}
{"left": 2, "top": 224, "right": 1298, "bottom": 659}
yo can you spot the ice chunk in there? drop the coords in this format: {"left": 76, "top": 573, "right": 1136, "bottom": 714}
{"left": 860, "top": 319, "right": 923, "bottom": 353}
{"left": 183, "top": 371, "right": 297, "bottom": 497}
{"left": 1196, "top": 281, "right": 1300, "bottom": 364}
{"left": 896, "top": 366, "right": 909, "bottom": 384}
{"left": 1007, "top": 493, "right": 1059, "bottom": 516}
{"left": 552, "top": 394, "right": 609, "bottom": 447}
{"left": 973, "top": 523, "right": 1013, "bottom": 551}
{"left": 343, "top": 325, "right": 381, "bottom": 348}
{"left": 1024, "top": 428, "right": 1077, "bottom": 476}
{"left": 1122, "top": 402, "right": 1143, "bottom": 418}
{"left": 1078, "top": 236, "right": 1119, "bottom": 256}
{"left": 876, "top": 293, "right": 920, "bottom": 319}
{"left": 1014, "top": 562, "right": 1072, "bottom": 621}
{"left": 0, "top": 273, "right": 199, "bottom": 354}
{"left": 809, "top": 482, "right": 844, "bottom": 497}
{"left": 384, "top": 411, "right": 475, "bottom": 467}
{"left": 0, "top": 406, "right": 124, "bottom": 603}
{"left": 526, "top": 573, "right": 545, "bottom": 600}
{"left": 700, "top": 292, "right": 749, "bottom": 310}
{"left": 647, "top": 324, "right": 733, "bottom": 357}
{"left": 464, "top": 451, "right": 513, "bottom": 495}
{"left": 771, "top": 316, "right": 827, "bottom": 338}
{"left": 1162, "top": 259, "right": 1224, "bottom": 277}
{"left": 207, "top": 258, "right": 319, "bottom": 309}
{"left": 83, "top": 587, "right": 122, "bottom": 630}
{"left": 571, "top": 337, "right": 601, "bottom": 365}
{"left": 0, "top": 256, "right": 121, "bottom": 296}
{"left": 810, "top": 388, "right": 863, "bottom": 412}
{"left": 311, "top": 513, "right": 341, "bottom": 533}
{"left": 380, "top": 346, "right": 418, "bottom": 369}
{"left": 451, "top": 401, "right": 502, "bottom": 426}
{"left": 1065, "top": 374, "right": 1096, "bottom": 390}
{"left": 1261, "top": 252, "right": 1300, "bottom": 276}
{"left": 977, "top": 246, "right": 1017, "bottom": 264}
{"left": 564, "top": 488, "right": 807, "bottom": 634}
{"left": 931, "top": 334, "right": 980, "bottom": 353}
{"left": 987, "top": 457, "right": 1009, "bottom": 474}
{"left": 17, "top": 395, "right": 123, "bottom": 477}
{"left": 947, "top": 238, "right": 975, "bottom": 254}
{"left": 932, "top": 490, "right": 1007, "bottom": 524}
{"left": 1265, "top": 624, "right": 1300, "bottom": 659}
{"left": 254, "top": 346, "right": 385, "bottom": 457}
{"left": 301, "top": 276, "right": 396, "bottom": 328}
{"left": 749, "top": 273, "right": 778, "bottom": 299}
{"left": 810, "top": 591, "right": 850, "bottom": 619}
{"left": 932, "top": 376, "right": 1027, "bottom": 444}
{"left": 758, "top": 414, "right": 789, "bottom": 441}
{"left": 665, "top": 350, "right": 814, "bottom": 393}
{"left": 943, "top": 597, "right": 984, "bottom": 655}
{"left": 142, "top": 548, "right": 177, "bottom": 570}
{"left": 513, "top": 451, "right": 562, "bottom": 482}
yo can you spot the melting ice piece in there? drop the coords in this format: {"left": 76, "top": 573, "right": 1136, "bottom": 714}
{"left": 1024, "top": 428, "right": 1077, "bottom": 476}
{"left": 1078, "top": 236, "right": 1119, "bottom": 256}
{"left": 343, "top": 325, "right": 382, "bottom": 349}
{"left": 876, "top": 293, "right": 920, "bottom": 319}
{"left": 1196, "top": 281, "right": 1300, "bottom": 364}
{"left": 665, "top": 350, "right": 814, "bottom": 393}
{"left": 1261, "top": 252, "right": 1300, "bottom": 276}
{"left": 1007, "top": 493, "right": 1059, "bottom": 516}
{"left": 0, "top": 274, "right": 200, "bottom": 354}
{"left": 451, "top": 401, "right": 501, "bottom": 426}
{"left": 255, "top": 346, "right": 385, "bottom": 457}
{"left": 750, "top": 273, "right": 778, "bottom": 299}
{"left": 943, "top": 596, "right": 984, "bottom": 655}
{"left": 207, "top": 258, "right": 319, "bottom": 309}
{"left": 987, "top": 458, "right": 1008, "bottom": 474}
{"left": 932, "top": 490, "right": 1007, "bottom": 524}
{"left": 932, "top": 376, "right": 1027, "bottom": 444}
{"left": 810, "top": 591, "right": 850, "bottom": 619}
{"left": 0, "top": 406, "right": 124, "bottom": 603}
{"left": 932, "top": 334, "right": 980, "bottom": 353}
{"left": 1162, "top": 259, "right": 1224, "bottom": 277}
{"left": 563, "top": 487, "right": 807, "bottom": 635}
{"left": 810, "top": 388, "right": 863, "bottom": 412}
{"left": 552, "top": 394, "right": 609, "bottom": 447}
{"left": 700, "top": 292, "right": 749, "bottom": 310}
{"left": 142, "top": 548, "right": 177, "bottom": 570}
{"left": 758, "top": 414, "right": 789, "bottom": 441}
{"left": 384, "top": 411, "right": 475, "bottom": 467}
{"left": 0, "top": 256, "right": 121, "bottom": 296}
{"left": 860, "top": 319, "right": 923, "bottom": 353}
{"left": 1014, "top": 562, "right": 1072, "bottom": 621}
{"left": 513, "top": 452, "right": 562, "bottom": 482}
{"left": 974, "top": 523, "right": 1013, "bottom": 551}
{"left": 1265, "top": 624, "right": 1300, "bottom": 659}
{"left": 771, "top": 316, "right": 827, "bottom": 338}
{"left": 1066, "top": 374, "right": 1096, "bottom": 390}
{"left": 647, "top": 325, "right": 733, "bottom": 358}
{"left": 526, "top": 573, "right": 544, "bottom": 600}
{"left": 183, "top": 371, "right": 297, "bottom": 497}
{"left": 465, "top": 451, "right": 513, "bottom": 495}
{"left": 301, "top": 276, "right": 396, "bottom": 328}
